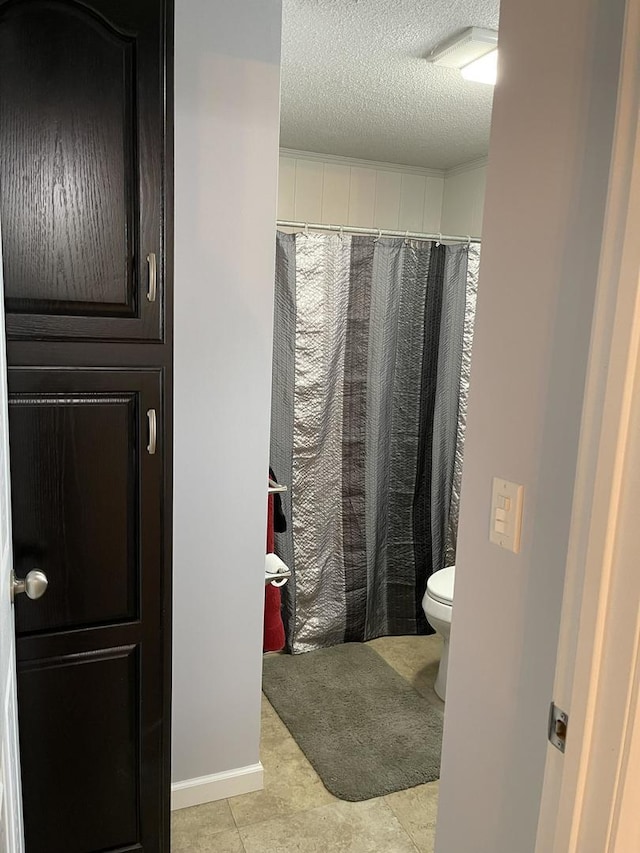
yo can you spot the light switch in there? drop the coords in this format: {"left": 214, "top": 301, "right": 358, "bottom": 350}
{"left": 490, "top": 477, "right": 524, "bottom": 553}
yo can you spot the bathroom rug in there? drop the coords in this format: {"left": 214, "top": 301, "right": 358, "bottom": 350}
{"left": 262, "top": 642, "right": 443, "bottom": 800}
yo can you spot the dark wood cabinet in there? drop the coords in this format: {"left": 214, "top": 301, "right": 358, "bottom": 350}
{"left": 0, "top": 1, "right": 173, "bottom": 851}
{"left": 0, "top": 0, "right": 167, "bottom": 341}
{"left": 10, "top": 370, "right": 161, "bottom": 637}
{"left": 11, "top": 369, "right": 165, "bottom": 853}
{"left": 18, "top": 647, "right": 142, "bottom": 852}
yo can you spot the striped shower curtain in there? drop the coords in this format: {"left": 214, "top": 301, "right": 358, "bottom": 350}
{"left": 271, "top": 232, "right": 479, "bottom": 654}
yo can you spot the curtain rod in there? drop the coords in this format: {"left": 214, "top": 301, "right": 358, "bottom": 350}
{"left": 276, "top": 220, "right": 481, "bottom": 245}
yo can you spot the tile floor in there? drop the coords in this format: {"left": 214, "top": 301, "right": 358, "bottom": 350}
{"left": 172, "top": 634, "right": 444, "bottom": 852}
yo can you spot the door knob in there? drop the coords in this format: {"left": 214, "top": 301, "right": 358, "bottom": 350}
{"left": 11, "top": 570, "right": 48, "bottom": 602}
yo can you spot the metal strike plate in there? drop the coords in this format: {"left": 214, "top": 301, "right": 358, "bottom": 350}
{"left": 549, "top": 703, "right": 568, "bottom": 753}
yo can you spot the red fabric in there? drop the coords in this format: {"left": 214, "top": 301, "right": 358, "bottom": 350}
{"left": 263, "top": 491, "right": 286, "bottom": 651}
{"left": 267, "top": 493, "right": 275, "bottom": 553}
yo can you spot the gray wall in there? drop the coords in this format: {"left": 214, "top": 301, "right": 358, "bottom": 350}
{"left": 172, "top": 0, "right": 282, "bottom": 783}
{"left": 435, "top": 0, "right": 626, "bottom": 850}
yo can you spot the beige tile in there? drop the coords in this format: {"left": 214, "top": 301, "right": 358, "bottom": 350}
{"left": 227, "top": 696, "right": 335, "bottom": 828}
{"left": 367, "top": 635, "right": 445, "bottom": 712}
{"left": 260, "top": 690, "right": 286, "bottom": 733}
{"left": 385, "top": 782, "right": 440, "bottom": 853}
{"left": 239, "top": 798, "right": 419, "bottom": 853}
{"left": 172, "top": 827, "right": 245, "bottom": 853}
{"left": 367, "top": 634, "right": 440, "bottom": 681}
{"left": 171, "top": 800, "right": 240, "bottom": 852}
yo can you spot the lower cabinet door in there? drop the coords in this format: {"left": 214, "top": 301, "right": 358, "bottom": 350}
{"left": 8, "top": 368, "right": 166, "bottom": 853}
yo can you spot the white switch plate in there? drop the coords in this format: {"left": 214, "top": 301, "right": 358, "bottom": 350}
{"left": 490, "top": 477, "right": 524, "bottom": 552}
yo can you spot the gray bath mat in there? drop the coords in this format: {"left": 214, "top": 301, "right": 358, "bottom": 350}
{"left": 262, "top": 643, "right": 443, "bottom": 801}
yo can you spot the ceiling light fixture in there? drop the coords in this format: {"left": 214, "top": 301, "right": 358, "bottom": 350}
{"left": 428, "top": 27, "right": 498, "bottom": 86}
{"left": 460, "top": 49, "right": 498, "bottom": 84}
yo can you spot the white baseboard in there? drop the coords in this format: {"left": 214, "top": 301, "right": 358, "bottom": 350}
{"left": 171, "top": 762, "right": 264, "bottom": 811}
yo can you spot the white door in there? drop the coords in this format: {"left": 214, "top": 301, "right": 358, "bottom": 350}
{"left": 0, "top": 218, "right": 24, "bottom": 851}
{"left": 434, "top": 0, "right": 635, "bottom": 850}
{"left": 535, "top": 0, "right": 640, "bottom": 847}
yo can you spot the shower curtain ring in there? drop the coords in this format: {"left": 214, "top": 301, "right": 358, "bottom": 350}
{"left": 374, "top": 228, "right": 382, "bottom": 243}
{"left": 436, "top": 233, "right": 442, "bottom": 247}
{"left": 466, "top": 235, "right": 471, "bottom": 250}
{"left": 339, "top": 225, "right": 344, "bottom": 242}
{"left": 303, "top": 222, "right": 309, "bottom": 238}
{"left": 404, "top": 230, "right": 410, "bottom": 245}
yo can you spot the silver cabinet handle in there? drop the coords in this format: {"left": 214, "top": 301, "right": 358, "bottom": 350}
{"left": 147, "top": 409, "right": 157, "bottom": 455}
{"left": 146, "top": 252, "right": 157, "bottom": 303}
{"left": 11, "top": 569, "right": 48, "bottom": 602}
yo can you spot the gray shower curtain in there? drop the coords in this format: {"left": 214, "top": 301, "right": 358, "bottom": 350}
{"left": 271, "top": 232, "right": 479, "bottom": 654}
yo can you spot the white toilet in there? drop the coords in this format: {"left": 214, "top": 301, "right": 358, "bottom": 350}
{"left": 422, "top": 565, "right": 455, "bottom": 701}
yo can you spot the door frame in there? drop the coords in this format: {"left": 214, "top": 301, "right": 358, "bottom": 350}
{"left": 535, "top": 0, "right": 640, "bottom": 848}
{"left": 0, "top": 214, "right": 24, "bottom": 852}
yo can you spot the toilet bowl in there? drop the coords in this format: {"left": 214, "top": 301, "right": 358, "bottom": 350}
{"left": 422, "top": 565, "right": 455, "bottom": 701}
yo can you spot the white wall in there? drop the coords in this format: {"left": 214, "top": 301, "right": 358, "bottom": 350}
{"left": 436, "top": 0, "right": 626, "bottom": 850}
{"left": 440, "top": 159, "right": 487, "bottom": 238}
{"left": 278, "top": 149, "right": 488, "bottom": 238}
{"left": 173, "top": 0, "right": 282, "bottom": 803}
{"left": 278, "top": 149, "right": 444, "bottom": 232}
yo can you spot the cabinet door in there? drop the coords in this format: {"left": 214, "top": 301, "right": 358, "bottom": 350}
{"left": 0, "top": 0, "right": 167, "bottom": 341}
{"left": 8, "top": 368, "right": 165, "bottom": 853}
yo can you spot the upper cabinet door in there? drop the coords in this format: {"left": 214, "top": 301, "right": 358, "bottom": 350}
{"left": 0, "top": 0, "right": 168, "bottom": 341}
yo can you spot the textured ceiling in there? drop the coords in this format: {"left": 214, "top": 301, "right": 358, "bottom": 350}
{"left": 280, "top": 0, "right": 500, "bottom": 170}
